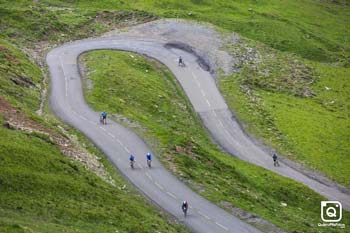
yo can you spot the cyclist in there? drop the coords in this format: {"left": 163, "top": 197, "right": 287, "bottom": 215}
{"left": 101, "top": 111, "right": 107, "bottom": 125}
{"left": 273, "top": 153, "right": 279, "bottom": 167}
{"left": 129, "top": 154, "right": 135, "bottom": 169}
{"left": 178, "top": 56, "right": 184, "bottom": 67}
{"left": 182, "top": 201, "right": 189, "bottom": 217}
{"left": 146, "top": 152, "right": 152, "bottom": 168}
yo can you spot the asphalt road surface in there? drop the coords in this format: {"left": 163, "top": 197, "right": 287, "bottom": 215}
{"left": 47, "top": 36, "right": 349, "bottom": 232}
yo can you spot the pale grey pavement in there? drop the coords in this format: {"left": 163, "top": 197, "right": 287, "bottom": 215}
{"left": 47, "top": 36, "right": 349, "bottom": 232}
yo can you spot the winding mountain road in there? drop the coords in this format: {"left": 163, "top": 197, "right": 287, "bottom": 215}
{"left": 47, "top": 36, "right": 349, "bottom": 232}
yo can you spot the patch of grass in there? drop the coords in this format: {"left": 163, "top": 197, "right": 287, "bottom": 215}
{"left": 0, "top": 114, "right": 187, "bottom": 233}
{"left": 81, "top": 50, "right": 350, "bottom": 232}
{"left": 0, "top": 39, "right": 42, "bottom": 112}
{"left": 0, "top": 3, "right": 156, "bottom": 48}
{"left": 219, "top": 40, "right": 350, "bottom": 186}
{"left": 226, "top": 39, "right": 317, "bottom": 97}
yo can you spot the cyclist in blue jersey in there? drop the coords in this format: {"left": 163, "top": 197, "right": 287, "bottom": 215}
{"left": 101, "top": 111, "right": 107, "bottom": 125}
{"left": 129, "top": 154, "right": 135, "bottom": 169}
{"left": 146, "top": 152, "right": 152, "bottom": 168}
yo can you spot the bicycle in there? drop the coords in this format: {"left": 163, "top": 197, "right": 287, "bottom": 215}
{"left": 178, "top": 57, "right": 186, "bottom": 67}
{"left": 182, "top": 201, "right": 189, "bottom": 218}
{"left": 182, "top": 206, "right": 188, "bottom": 217}
{"left": 147, "top": 159, "right": 152, "bottom": 168}
{"left": 146, "top": 153, "right": 152, "bottom": 168}
{"left": 272, "top": 153, "right": 279, "bottom": 167}
{"left": 100, "top": 112, "right": 107, "bottom": 125}
{"left": 99, "top": 115, "right": 103, "bottom": 124}
{"left": 130, "top": 154, "right": 135, "bottom": 169}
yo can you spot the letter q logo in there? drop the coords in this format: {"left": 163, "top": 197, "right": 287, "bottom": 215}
{"left": 321, "top": 201, "right": 342, "bottom": 223}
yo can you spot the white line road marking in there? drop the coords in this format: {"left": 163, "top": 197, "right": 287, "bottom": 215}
{"left": 108, "top": 132, "right": 115, "bottom": 138}
{"left": 215, "top": 222, "right": 229, "bottom": 231}
{"left": 191, "top": 71, "right": 201, "bottom": 87}
{"left": 191, "top": 71, "right": 198, "bottom": 80}
{"left": 99, "top": 127, "right": 106, "bottom": 131}
{"left": 116, "top": 139, "right": 123, "bottom": 146}
{"left": 88, "top": 120, "right": 97, "bottom": 125}
{"left": 218, "top": 120, "right": 224, "bottom": 127}
{"left": 198, "top": 211, "right": 211, "bottom": 220}
{"left": 206, "top": 99, "right": 211, "bottom": 107}
{"left": 59, "top": 57, "right": 69, "bottom": 97}
{"left": 166, "top": 191, "right": 177, "bottom": 199}
{"left": 146, "top": 172, "right": 153, "bottom": 181}
{"left": 124, "top": 147, "right": 130, "bottom": 153}
{"left": 79, "top": 115, "right": 87, "bottom": 121}
{"left": 223, "top": 129, "right": 233, "bottom": 139}
{"left": 212, "top": 110, "right": 217, "bottom": 117}
{"left": 201, "top": 89, "right": 206, "bottom": 97}
{"left": 155, "top": 182, "right": 164, "bottom": 190}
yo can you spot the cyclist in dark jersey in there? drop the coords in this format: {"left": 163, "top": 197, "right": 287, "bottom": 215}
{"left": 101, "top": 111, "right": 107, "bottom": 125}
{"left": 178, "top": 56, "right": 184, "bottom": 67}
{"left": 273, "top": 153, "right": 279, "bottom": 167}
{"left": 182, "top": 201, "right": 189, "bottom": 217}
{"left": 129, "top": 154, "right": 135, "bottom": 169}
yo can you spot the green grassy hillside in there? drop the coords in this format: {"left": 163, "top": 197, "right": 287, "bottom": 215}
{"left": 0, "top": 0, "right": 349, "bottom": 232}
{"left": 219, "top": 39, "right": 350, "bottom": 186}
{"left": 80, "top": 50, "right": 350, "bottom": 232}
{"left": 0, "top": 119, "right": 186, "bottom": 233}
{"left": 0, "top": 4, "right": 183, "bottom": 232}
{"left": 135, "top": 0, "right": 350, "bottom": 64}
{"left": 0, "top": 38, "right": 42, "bottom": 111}
{"left": 0, "top": 2, "right": 156, "bottom": 47}
{"left": 1, "top": 0, "right": 349, "bottom": 64}
{"left": 1, "top": 0, "right": 348, "bottom": 64}
{"left": 0, "top": 40, "right": 186, "bottom": 233}
{"left": 1, "top": 0, "right": 348, "bottom": 186}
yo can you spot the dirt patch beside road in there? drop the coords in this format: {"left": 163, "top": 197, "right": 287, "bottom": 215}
{"left": 0, "top": 98, "right": 115, "bottom": 185}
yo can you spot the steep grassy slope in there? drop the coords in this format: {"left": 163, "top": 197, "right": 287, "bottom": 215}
{"left": 0, "top": 2, "right": 156, "bottom": 47}
{"left": 0, "top": 39, "right": 42, "bottom": 111}
{"left": 1, "top": 0, "right": 348, "bottom": 186}
{"left": 0, "top": 0, "right": 349, "bottom": 231}
{"left": 135, "top": 0, "right": 350, "bottom": 64}
{"left": 2, "top": 0, "right": 348, "bottom": 64}
{"left": 0, "top": 40, "right": 186, "bottom": 233}
{"left": 81, "top": 50, "right": 350, "bottom": 232}
{"left": 219, "top": 39, "right": 350, "bottom": 186}
{"left": 0, "top": 119, "right": 186, "bottom": 233}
